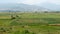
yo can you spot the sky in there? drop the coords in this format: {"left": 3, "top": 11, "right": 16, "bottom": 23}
{"left": 0, "top": 0, "right": 60, "bottom": 5}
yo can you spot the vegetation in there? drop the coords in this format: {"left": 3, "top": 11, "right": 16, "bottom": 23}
{"left": 0, "top": 12, "right": 60, "bottom": 34}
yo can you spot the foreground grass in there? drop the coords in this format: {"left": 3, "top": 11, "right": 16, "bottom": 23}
{"left": 0, "top": 13, "right": 60, "bottom": 34}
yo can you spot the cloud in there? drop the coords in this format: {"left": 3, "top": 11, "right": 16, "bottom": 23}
{"left": 0, "top": 0, "right": 60, "bottom": 5}
{"left": 47, "top": 0, "right": 60, "bottom": 5}
{"left": 17, "top": 0, "right": 60, "bottom": 5}
{"left": 0, "top": 0, "right": 23, "bottom": 3}
{"left": 17, "top": 0, "right": 47, "bottom": 5}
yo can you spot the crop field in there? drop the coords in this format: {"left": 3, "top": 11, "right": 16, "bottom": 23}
{"left": 0, "top": 12, "right": 60, "bottom": 34}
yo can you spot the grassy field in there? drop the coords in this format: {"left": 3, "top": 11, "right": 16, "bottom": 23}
{"left": 0, "top": 12, "right": 60, "bottom": 34}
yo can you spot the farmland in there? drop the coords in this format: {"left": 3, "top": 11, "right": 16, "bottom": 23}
{"left": 0, "top": 12, "right": 60, "bottom": 34}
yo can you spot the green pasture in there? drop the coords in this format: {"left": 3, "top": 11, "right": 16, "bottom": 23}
{"left": 0, "top": 12, "right": 60, "bottom": 34}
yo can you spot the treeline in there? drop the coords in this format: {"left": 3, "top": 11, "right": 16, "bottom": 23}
{"left": 34, "top": 11, "right": 60, "bottom": 13}
{"left": 44, "top": 11, "right": 60, "bottom": 13}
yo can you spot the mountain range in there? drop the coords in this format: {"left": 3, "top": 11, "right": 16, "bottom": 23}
{"left": 0, "top": 3, "right": 49, "bottom": 12}
{"left": 0, "top": 3, "right": 60, "bottom": 12}
{"left": 38, "top": 2, "right": 60, "bottom": 11}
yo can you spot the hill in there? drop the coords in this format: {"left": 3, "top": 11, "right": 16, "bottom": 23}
{"left": 0, "top": 3, "right": 49, "bottom": 12}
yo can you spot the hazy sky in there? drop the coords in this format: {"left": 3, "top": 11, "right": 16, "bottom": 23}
{"left": 0, "top": 0, "right": 60, "bottom": 5}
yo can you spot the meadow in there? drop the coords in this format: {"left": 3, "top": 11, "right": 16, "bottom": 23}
{"left": 0, "top": 12, "right": 60, "bottom": 34}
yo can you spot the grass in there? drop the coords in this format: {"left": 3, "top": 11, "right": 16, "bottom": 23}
{"left": 0, "top": 12, "right": 60, "bottom": 34}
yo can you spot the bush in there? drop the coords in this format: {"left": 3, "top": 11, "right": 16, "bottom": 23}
{"left": 10, "top": 21, "right": 19, "bottom": 26}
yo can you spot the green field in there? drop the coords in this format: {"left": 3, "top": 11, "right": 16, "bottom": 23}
{"left": 0, "top": 12, "right": 60, "bottom": 34}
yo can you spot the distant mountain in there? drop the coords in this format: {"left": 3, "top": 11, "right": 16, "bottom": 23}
{"left": 0, "top": 3, "right": 49, "bottom": 12}
{"left": 38, "top": 2, "right": 60, "bottom": 11}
